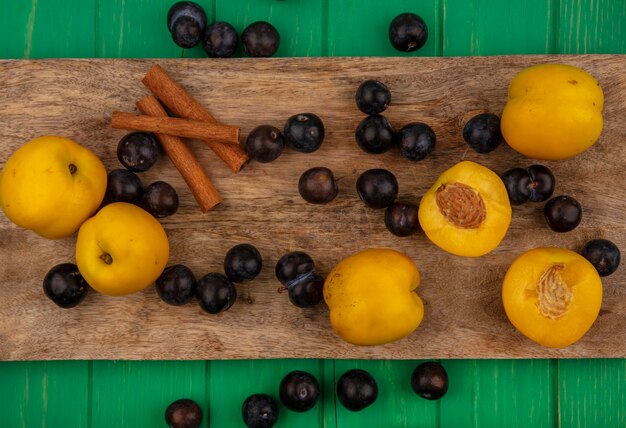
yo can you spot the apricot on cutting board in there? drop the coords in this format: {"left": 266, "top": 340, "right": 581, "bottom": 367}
{"left": 502, "top": 247, "right": 602, "bottom": 348}
{"left": 0, "top": 136, "right": 107, "bottom": 239}
{"left": 500, "top": 63, "right": 604, "bottom": 160}
{"left": 418, "top": 160, "right": 512, "bottom": 257}
{"left": 323, "top": 248, "right": 424, "bottom": 346}
{"left": 76, "top": 202, "right": 169, "bottom": 296}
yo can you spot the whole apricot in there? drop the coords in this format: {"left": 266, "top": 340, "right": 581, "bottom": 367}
{"left": 75, "top": 202, "right": 169, "bottom": 296}
{"left": 0, "top": 136, "right": 107, "bottom": 239}
{"left": 501, "top": 64, "right": 604, "bottom": 160}
{"left": 323, "top": 248, "right": 424, "bottom": 346}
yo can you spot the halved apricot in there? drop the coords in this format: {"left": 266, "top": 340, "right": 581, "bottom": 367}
{"left": 418, "top": 160, "right": 511, "bottom": 257}
{"left": 502, "top": 247, "right": 602, "bottom": 348}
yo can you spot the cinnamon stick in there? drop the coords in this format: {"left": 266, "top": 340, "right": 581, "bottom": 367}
{"left": 136, "top": 96, "right": 221, "bottom": 212}
{"left": 112, "top": 111, "right": 240, "bottom": 146}
{"left": 142, "top": 64, "right": 249, "bottom": 172}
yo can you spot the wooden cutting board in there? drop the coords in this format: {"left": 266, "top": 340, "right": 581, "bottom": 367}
{"left": 0, "top": 55, "right": 624, "bottom": 361}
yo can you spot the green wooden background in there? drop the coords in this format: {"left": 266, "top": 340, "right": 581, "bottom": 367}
{"left": 1, "top": 0, "right": 625, "bottom": 427}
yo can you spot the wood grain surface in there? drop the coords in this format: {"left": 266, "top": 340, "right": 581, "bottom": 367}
{"left": 0, "top": 55, "right": 624, "bottom": 361}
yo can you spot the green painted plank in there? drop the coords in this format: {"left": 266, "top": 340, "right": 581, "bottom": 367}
{"left": 443, "top": 0, "right": 557, "bottom": 55}
{"left": 322, "top": 360, "right": 337, "bottom": 428}
{"left": 0, "top": 0, "right": 96, "bottom": 59}
{"left": 91, "top": 361, "right": 206, "bottom": 428}
{"left": 327, "top": 0, "right": 441, "bottom": 56}
{"left": 209, "top": 359, "right": 325, "bottom": 427}
{"left": 0, "top": 361, "right": 89, "bottom": 428}
{"left": 477, "top": 360, "right": 556, "bottom": 428}
{"left": 0, "top": 1, "right": 37, "bottom": 58}
{"left": 559, "top": 359, "right": 626, "bottom": 428}
{"left": 333, "top": 360, "right": 438, "bottom": 428}
{"left": 96, "top": 0, "right": 214, "bottom": 58}
{"left": 439, "top": 360, "right": 474, "bottom": 428}
{"left": 442, "top": 360, "right": 553, "bottom": 428}
{"left": 215, "top": 0, "right": 325, "bottom": 56}
{"left": 441, "top": 360, "right": 556, "bottom": 428}
{"left": 558, "top": 0, "right": 626, "bottom": 53}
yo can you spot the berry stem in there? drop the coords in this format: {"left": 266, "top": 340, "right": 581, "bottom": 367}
{"left": 99, "top": 252, "right": 113, "bottom": 265}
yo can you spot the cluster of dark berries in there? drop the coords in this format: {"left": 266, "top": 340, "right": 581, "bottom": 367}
{"left": 335, "top": 362, "right": 449, "bottom": 413}
{"left": 167, "top": 2, "right": 280, "bottom": 57}
{"left": 245, "top": 114, "right": 335, "bottom": 205}
{"left": 500, "top": 164, "right": 583, "bottom": 233}
{"left": 165, "top": 362, "right": 448, "bottom": 427}
{"left": 279, "top": 88, "right": 426, "bottom": 236}
{"left": 500, "top": 165, "right": 620, "bottom": 275}
{"left": 501, "top": 165, "right": 555, "bottom": 205}
{"left": 108, "top": 132, "right": 180, "bottom": 218}
{"left": 354, "top": 80, "right": 437, "bottom": 161}
{"left": 245, "top": 113, "right": 325, "bottom": 163}
{"left": 163, "top": 370, "right": 319, "bottom": 428}
{"left": 242, "top": 370, "right": 320, "bottom": 428}
{"left": 351, "top": 80, "right": 430, "bottom": 236}
{"left": 275, "top": 251, "right": 325, "bottom": 308}
{"left": 296, "top": 166, "right": 421, "bottom": 239}
{"left": 155, "top": 243, "right": 262, "bottom": 314}
{"left": 357, "top": 168, "right": 420, "bottom": 237}
{"left": 168, "top": 6, "right": 428, "bottom": 57}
